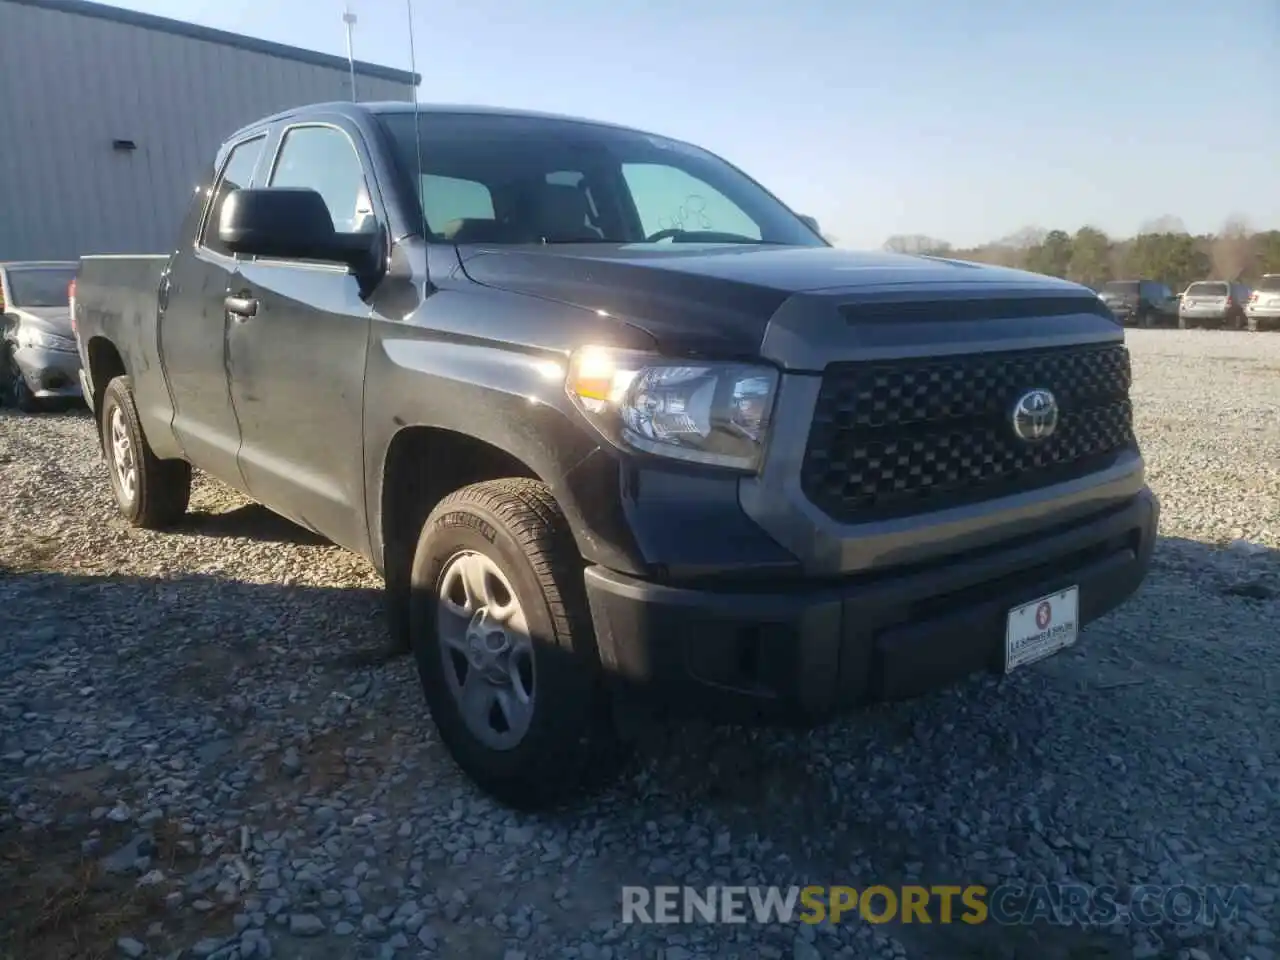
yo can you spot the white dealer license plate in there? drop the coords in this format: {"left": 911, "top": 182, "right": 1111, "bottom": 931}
{"left": 1005, "top": 587, "right": 1079, "bottom": 673}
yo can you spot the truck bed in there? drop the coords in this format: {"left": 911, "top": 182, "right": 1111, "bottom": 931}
{"left": 74, "top": 254, "right": 170, "bottom": 425}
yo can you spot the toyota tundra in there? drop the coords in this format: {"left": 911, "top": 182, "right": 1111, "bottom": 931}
{"left": 71, "top": 101, "right": 1158, "bottom": 807}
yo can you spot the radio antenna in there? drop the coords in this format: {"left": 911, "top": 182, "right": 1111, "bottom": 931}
{"left": 342, "top": 4, "right": 358, "bottom": 101}
{"left": 405, "top": 0, "right": 432, "bottom": 291}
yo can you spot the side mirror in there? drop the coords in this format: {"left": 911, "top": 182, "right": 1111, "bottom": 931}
{"left": 219, "top": 187, "right": 379, "bottom": 276}
{"left": 798, "top": 214, "right": 821, "bottom": 236}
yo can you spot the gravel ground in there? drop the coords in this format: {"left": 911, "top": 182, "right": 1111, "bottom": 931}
{"left": 1, "top": 328, "right": 1277, "bottom": 960}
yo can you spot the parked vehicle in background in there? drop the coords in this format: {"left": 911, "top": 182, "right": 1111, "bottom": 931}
{"left": 1097, "top": 279, "right": 1178, "bottom": 327}
{"left": 0, "top": 261, "right": 81, "bottom": 411}
{"left": 1178, "top": 281, "right": 1250, "bottom": 329}
{"left": 71, "top": 100, "right": 1158, "bottom": 808}
{"left": 1245, "top": 275, "right": 1280, "bottom": 332}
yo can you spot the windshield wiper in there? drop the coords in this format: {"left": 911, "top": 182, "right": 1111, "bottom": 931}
{"left": 538, "top": 237, "right": 627, "bottom": 244}
{"left": 535, "top": 236, "right": 795, "bottom": 246}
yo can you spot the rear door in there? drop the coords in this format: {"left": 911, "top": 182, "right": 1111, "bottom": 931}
{"left": 160, "top": 134, "right": 267, "bottom": 484}
{"left": 227, "top": 119, "right": 380, "bottom": 553}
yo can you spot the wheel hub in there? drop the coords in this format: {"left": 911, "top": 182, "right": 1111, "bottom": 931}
{"left": 465, "top": 609, "right": 515, "bottom": 682}
{"left": 109, "top": 406, "right": 137, "bottom": 503}
{"left": 434, "top": 549, "right": 536, "bottom": 751}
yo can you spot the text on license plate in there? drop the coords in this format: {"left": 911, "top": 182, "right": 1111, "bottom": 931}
{"left": 1005, "top": 587, "right": 1079, "bottom": 673}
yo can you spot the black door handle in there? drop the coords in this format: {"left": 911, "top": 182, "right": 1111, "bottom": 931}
{"left": 225, "top": 295, "right": 258, "bottom": 319}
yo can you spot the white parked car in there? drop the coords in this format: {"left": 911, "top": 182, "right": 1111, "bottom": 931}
{"left": 1245, "top": 275, "right": 1280, "bottom": 332}
{"left": 1177, "top": 280, "right": 1251, "bottom": 330}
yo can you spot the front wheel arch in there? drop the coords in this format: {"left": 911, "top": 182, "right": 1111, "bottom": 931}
{"left": 379, "top": 426, "right": 541, "bottom": 652}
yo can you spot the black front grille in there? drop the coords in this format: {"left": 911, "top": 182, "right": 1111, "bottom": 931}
{"left": 800, "top": 343, "right": 1136, "bottom": 523}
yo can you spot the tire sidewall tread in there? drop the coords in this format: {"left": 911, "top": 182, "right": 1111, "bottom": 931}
{"left": 100, "top": 376, "right": 191, "bottom": 529}
{"left": 4, "top": 351, "right": 38, "bottom": 412}
{"left": 408, "top": 477, "right": 616, "bottom": 809}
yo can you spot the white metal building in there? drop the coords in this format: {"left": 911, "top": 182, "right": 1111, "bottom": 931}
{"left": 0, "top": 0, "right": 420, "bottom": 260}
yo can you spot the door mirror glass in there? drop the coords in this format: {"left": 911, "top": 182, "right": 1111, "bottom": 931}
{"left": 218, "top": 187, "right": 377, "bottom": 272}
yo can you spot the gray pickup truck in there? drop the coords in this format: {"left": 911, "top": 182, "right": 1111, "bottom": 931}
{"left": 73, "top": 101, "right": 1158, "bottom": 808}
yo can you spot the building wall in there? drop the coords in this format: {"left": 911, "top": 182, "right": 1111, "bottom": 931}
{"left": 0, "top": 1, "right": 413, "bottom": 260}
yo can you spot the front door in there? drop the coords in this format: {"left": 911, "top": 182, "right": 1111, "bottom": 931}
{"left": 160, "top": 134, "right": 267, "bottom": 484}
{"left": 226, "top": 121, "right": 377, "bottom": 554}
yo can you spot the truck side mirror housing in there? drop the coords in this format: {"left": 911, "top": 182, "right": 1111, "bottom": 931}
{"left": 798, "top": 214, "right": 821, "bottom": 236}
{"left": 219, "top": 187, "right": 378, "bottom": 276}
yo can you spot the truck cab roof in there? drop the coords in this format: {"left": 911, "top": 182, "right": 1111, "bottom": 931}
{"left": 227, "top": 100, "right": 656, "bottom": 146}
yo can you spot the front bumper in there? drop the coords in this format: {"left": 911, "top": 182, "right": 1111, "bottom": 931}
{"left": 584, "top": 489, "right": 1158, "bottom": 725}
{"left": 14, "top": 345, "right": 83, "bottom": 398}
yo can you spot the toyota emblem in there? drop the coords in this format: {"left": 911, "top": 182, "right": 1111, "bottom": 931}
{"left": 1011, "top": 388, "right": 1060, "bottom": 442}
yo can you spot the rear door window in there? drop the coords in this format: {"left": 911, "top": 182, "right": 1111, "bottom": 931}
{"left": 200, "top": 136, "right": 267, "bottom": 257}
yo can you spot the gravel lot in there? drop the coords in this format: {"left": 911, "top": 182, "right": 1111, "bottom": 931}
{"left": 1, "top": 329, "right": 1277, "bottom": 960}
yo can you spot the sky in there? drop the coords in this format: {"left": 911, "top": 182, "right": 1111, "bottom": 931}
{"left": 108, "top": 0, "right": 1278, "bottom": 249}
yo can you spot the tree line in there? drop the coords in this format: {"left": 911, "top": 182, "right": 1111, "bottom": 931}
{"left": 883, "top": 218, "right": 1280, "bottom": 292}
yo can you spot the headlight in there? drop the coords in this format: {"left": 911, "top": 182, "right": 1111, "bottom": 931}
{"left": 16, "top": 327, "right": 63, "bottom": 350}
{"left": 565, "top": 345, "right": 779, "bottom": 472}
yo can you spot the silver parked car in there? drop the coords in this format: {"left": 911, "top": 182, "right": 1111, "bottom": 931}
{"left": 0, "top": 261, "right": 82, "bottom": 411}
{"left": 1245, "top": 274, "right": 1280, "bottom": 332}
{"left": 1177, "top": 280, "right": 1251, "bottom": 330}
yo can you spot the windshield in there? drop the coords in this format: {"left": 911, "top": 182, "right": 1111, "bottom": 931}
{"left": 1186, "top": 282, "right": 1228, "bottom": 297}
{"left": 1256, "top": 276, "right": 1280, "bottom": 293}
{"left": 5, "top": 266, "right": 75, "bottom": 307}
{"left": 1101, "top": 281, "right": 1140, "bottom": 296}
{"left": 375, "top": 111, "right": 826, "bottom": 247}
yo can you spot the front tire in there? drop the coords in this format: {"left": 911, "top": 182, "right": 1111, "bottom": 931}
{"left": 4, "top": 352, "right": 39, "bottom": 412}
{"left": 408, "top": 478, "right": 621, "bottom": 809}
{"left": 100, "top": 376, "right": 191, "bottom": 528}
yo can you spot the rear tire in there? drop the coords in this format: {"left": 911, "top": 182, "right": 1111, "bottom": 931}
{"left": 100, "top": 376, "right": 191, "bottom": 529}
{"left": 408, "top": 478, "right": 623, "bottom": 809}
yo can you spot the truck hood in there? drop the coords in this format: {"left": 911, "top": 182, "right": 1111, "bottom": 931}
{"left": 8, "top": 306, "right": 73, "bottom": 338}
{"left": 455, "top": 244, "right": 1096, "bottom": 356}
